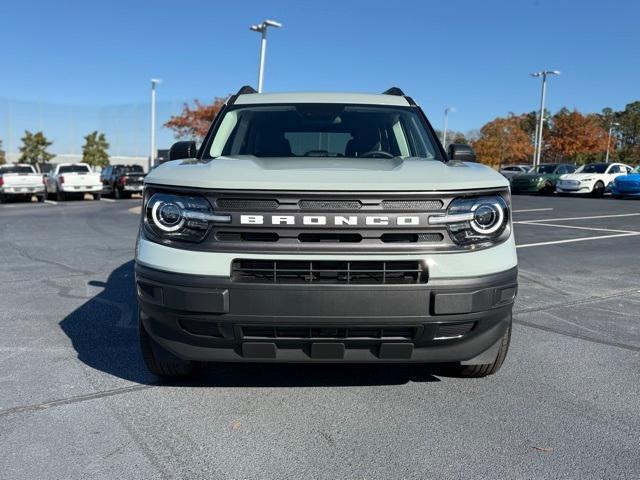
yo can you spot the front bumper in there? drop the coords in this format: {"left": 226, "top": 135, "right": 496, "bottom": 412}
{"left": 511, "top": 183, "right": 543, "bottom": 193}
{"left": 611, "top": 185, "right": 640, "bottom": 197}
{"left": 136, "top": 263, "right": 517, "bottom": 363}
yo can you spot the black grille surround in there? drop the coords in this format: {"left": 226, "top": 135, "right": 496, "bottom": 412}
{"left": 143, "top": 186, "right": 510, "bottom": 254}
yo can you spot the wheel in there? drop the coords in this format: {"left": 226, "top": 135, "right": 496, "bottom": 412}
{"left": 139, "top": 312, "right": 195, "bottom": 378}
{"left": 592, "top": 181, "right": 605, "bottom": 197}
{"left": 93, "top": 193, "right": 102, "bottom": 201}
{"left": 542, "top": 181, "right": 554, "bottom": 195}
{"left": 56, "top": 190, "right": 66, "bottom": 201}
{"left": 447, "top": 322, "right": 512, "bottom": 378}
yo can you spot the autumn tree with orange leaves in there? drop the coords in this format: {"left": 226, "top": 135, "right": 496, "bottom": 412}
{"left": 471, "top": 114, "right": 533, "bottom": 167}
{"left": 164, "top": 98, "right": 226, "bottom": 140}
{"left": 545, "top": 109, "right": 610, "bottom": 164}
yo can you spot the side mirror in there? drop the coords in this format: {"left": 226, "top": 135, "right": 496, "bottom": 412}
{"left": 169, "top": 141, "right": 198, "bottom": 161}
{"left": 448, "top": 143, "right": 477, "bottom": 162}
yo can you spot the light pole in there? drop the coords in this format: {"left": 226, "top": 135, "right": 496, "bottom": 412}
{"left": 605, "top": 122, "right": 619, "bottom": 163}
{"left": 442, "top": 107, "right": 454, "bottom": 148}
{"left": 531, "top": 70, "right": 560, "bottom": 167}
{"left": 250, "top": 19, "right": 282, "bottom": 93}
{"left": 149, "top": 78, "right": 161, "bottom": 171}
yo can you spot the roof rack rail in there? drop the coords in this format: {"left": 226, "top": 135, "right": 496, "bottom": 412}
{"left": 237, "top": 85, "right": 258, "bottom": 95}
{"left": 382, "top": 87, "right": 406, "bottom": 96}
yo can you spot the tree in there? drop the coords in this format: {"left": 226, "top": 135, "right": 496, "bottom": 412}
{"left": 19, "top": 131, "right": 54, "bottom": 165}
{"left": 616, "top": 101, "right": 640, "bottom": 163}
{"left": 82, "top": 131, "right": 110, "bottom": 168}
{"left": 545, "top": 109, "right": 610, "bottom": 164}
{"left": 0, "top": 140, "right": 6, "bottom": 165}
{"left": 164, "top": 98, "right": 226, "bottom": 140}
{"left": 434, "top": 130, "right": 469, "bottom": 149}
{"left": 471, "top": 114, "right": 533, "bottom": 167}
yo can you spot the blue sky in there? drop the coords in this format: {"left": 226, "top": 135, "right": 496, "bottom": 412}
{"left": 1, "top": 0, "right": 639, "bottom": 155}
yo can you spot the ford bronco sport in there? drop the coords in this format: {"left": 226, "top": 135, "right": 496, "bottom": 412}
{"left": 135, "top": 86, "right": 518, "bottom": 378}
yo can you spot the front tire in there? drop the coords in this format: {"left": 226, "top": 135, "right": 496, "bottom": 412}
{"left": 592, "top": 181, "right": 605, "bottom": 197}
{"left": 448, "top": 322, "right": 512, "bottom": 378}
{"left": 139, "top": 312, "right": 195, "bottom": 378}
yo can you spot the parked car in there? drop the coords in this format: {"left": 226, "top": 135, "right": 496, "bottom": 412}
{"left": 135, "top": 86, "right": 518, "bottom": 379}
{"left": 101, "top": 164, "right": 146, "bottom": 199}
{"left": 555, "top": 162, "right": 632, "bottom": 197}
{"left": 611, "top": 165, "right": 640, "bottom": 198}
{"left": 499, "top": 164, "right": 530, "bottom": 180}
{"left": 510, "top": 163, "right": 576, "bottom": 194}
{"left": 0, "top": 164, "right": 45, "bottom": 203}
{"left": 44, "top": 163, "right": 102, "bottom": 201}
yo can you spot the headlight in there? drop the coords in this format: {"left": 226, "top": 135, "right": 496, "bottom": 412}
{"left": 144, "top": 193, "right": 230, "bottom": 242}
{"left": 581, "top": 177, "right": 594, "bottom": 182}
{"left": 430, "top": 195, "right": 510, "bottom": 247}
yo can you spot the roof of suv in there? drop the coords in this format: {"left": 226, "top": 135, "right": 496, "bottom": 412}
{"left": 234, "top": 92, "right": 412, "bottom": 107}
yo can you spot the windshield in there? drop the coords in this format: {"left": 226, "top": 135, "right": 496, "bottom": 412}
{"left": 580, "top": 163, "right": 608, "bottom": 174}
{"left": 206, "top": 104, "right": 442, "bottom": 160}
{"left": 0, "top": 165, "right": 34, "bottom": 174}
{"left": 59, "top": 165, "right": 90, "bottom": 174}
{"left": 119, "top": 165, "right": 144, "bottom": 173}
{"left": 530, "top": 165, "right": 557, "bottom": 174}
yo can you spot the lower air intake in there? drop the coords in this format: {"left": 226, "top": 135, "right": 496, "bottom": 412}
{"left": 231, "top": 259, "right": 428, "bottom": 284}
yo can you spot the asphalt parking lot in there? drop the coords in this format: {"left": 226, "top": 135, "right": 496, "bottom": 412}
{"left": 1, "top": 194, "right": 639, "bottom": 479}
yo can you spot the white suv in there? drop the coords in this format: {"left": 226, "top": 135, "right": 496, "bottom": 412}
{"left": 135, "top": 87, "right": 518, "bottom": 379}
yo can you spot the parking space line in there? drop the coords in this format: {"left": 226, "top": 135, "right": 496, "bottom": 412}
{"left": 100, "top": 198, "right": 115, "bottom": 203}
{"left": 517, "top": 232, "right": 640, "bottom": 249}
{"left": 518, "top": 222, "right": 640, "bottom": 235}
{"left": 516, "top": 212, "right": 640, "bottom": 224}
{"left": 512, "top": 208, "right": 554, "bottom": 213}
{"left": 44, "top": 200, "right": 58, "bottom": 205}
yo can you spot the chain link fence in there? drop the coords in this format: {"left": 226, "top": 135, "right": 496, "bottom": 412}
{"left": 0, "top": 97, "right": 194, "bottom": 160}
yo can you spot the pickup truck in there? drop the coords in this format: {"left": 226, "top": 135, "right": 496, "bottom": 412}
{"left": 0, "top": 164, "right": 45, "bottom": 203}
{"left": 135, "top": 86, "right": 518, "bottom": 379}
{"left": 101, "top": 164, "right": 146, "bottom": 199}
{"left": 44, "top": 163, "right": 102, "bottom": 201}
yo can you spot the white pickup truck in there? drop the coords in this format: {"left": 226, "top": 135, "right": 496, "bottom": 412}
{"left": 0, "top": 164, "right": 45, "bottom": 203}
{"left": 44, "top": 163, "right": 102, "bottom": 201}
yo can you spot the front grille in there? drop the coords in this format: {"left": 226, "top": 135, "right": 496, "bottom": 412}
{"left": 298, "top": 199, "right": 362, "bottom": 210}
{"left": 241, "top": 325, "right": 417, "bottom": 340}
{"left": 216, "top": 198, "right": 280, "bottom": 210}
{"left": 381, "top": 199, "right": 443, "bottom": 210}
{"left": 232, "top": 259, "right": 428, "bottom": 284}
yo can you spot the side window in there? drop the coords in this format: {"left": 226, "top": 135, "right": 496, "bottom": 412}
{"left": 608, "top": 165, "right": 621, "bottom": 174}
{"left": 626, "top": 166, "right": 633, "bottom": 173}
{"left": 566, "top": 165, "right": 576, "bottom": 173}
{"left": 556, "top": 166, "right": 566, "bottom": 174}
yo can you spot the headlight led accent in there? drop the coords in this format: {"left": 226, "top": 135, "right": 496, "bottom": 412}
{"left": 430, "top": 195, "right": 510, "bottom": 247}
{"left": 144, "top": 192, "right": 230, "bottom": 243}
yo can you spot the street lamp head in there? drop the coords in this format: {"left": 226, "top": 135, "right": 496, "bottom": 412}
{"left": 151, "top": 78, "right": 162, "bottom": 85}
{"left": 250, "top": 24, "right": 263, "bottom": 32}
{"left": 549, "top": 70, "right": 561, "bottom": 76}
{"left": 264, "top": 19, "right": 282, "bottom": 28}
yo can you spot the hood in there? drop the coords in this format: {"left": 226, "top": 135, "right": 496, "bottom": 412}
{"left": 512, "top": 172, "right": 548, "bottom": 181}
{"left": 560, "top": 172, "right": 600, "bottom": 181}
{"left": 145, "top": 156, "right": 509, "bottom": 191}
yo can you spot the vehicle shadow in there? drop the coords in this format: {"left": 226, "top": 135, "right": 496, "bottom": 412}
{"left": 60, "top": 260, "right": 441, "bottom": 387}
